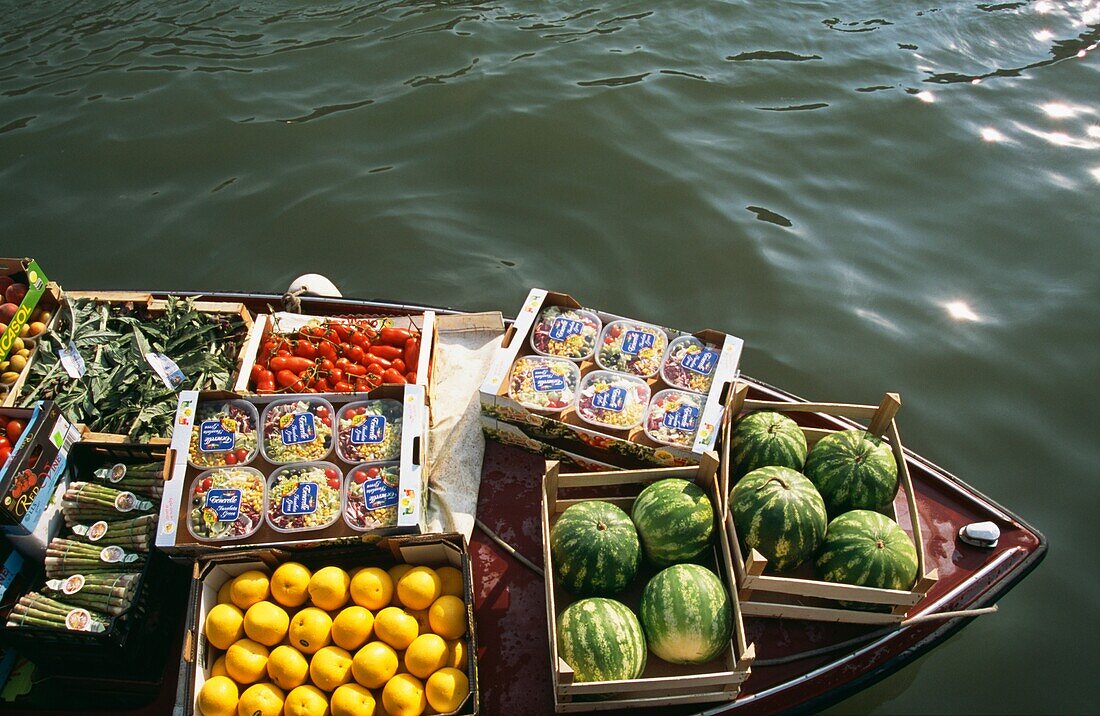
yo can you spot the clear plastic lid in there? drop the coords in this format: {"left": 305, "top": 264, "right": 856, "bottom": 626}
{"left": 595, "top": 320, "right": 669, "bottom": 378}
{"left": 644, "top": 389, "right": 707, "bottom": 448}
{"left": 186, "top": 466, "right": 266, "bottom": 542}
{"left": 343, "top": 461, "right": 401, "bottom": 532}
{"left": 187, "top": 399, "right": 260, "bottom": 469}
{"left": 335, "top": 399, "right": 403, "bottom": 463}
{"left": 265, "top": 461, "right": 343, "bottom": 534}
{"left": 529, "top": 305, "right": 603, "bottom": 361}
{"left": 575, "top": 370, "right": 651, "bottom": 432}
{"left": 506, "top": 355, "right": 581, "bottom": 413}
{"left": 260, "top": 397, "right": 335, "bottom": 464}
{"left": 660, "top": 336, "right": 720, "bottom": 394}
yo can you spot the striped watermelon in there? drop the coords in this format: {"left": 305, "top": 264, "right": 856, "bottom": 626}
{"left": 639, "top": 564, "right": 732, "bottom": 664}
{"left": 814, "top": 510, "right": 918, "bottom": 595}
{"left": 804, "top": 430, "right": 898, "bottom": 516}
{"left": 730, "top": 411, "right": 808, "bottom": 480}
{"left": 631, "top": 479, "right": 714, "bottom": 567}
{"left": 730, "top": 466, "right": 827, "bottom": 572}
{"left": 550, "top": 500, "right": 640, "bottom": 597}
{"left": 556, "top": 598, "right": 647, "bottom": 683}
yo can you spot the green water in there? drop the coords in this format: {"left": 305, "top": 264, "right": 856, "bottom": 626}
{"left": 2, "top": 1, "right": 1098, "bottom": 712}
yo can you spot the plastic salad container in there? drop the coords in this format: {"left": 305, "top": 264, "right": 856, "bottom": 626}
{"left": 575, "top": 370, "right": 651, "bottom": 431}
{"left": 344, "top": 461, "right": 400, "bottom": 531}
{"left": 595, "top": 320, "right": 668, "bottom": 378}
{"left": 188, "top": 399, "right": 260, "bottom": 468}
{"left": 529, "top": 305, "right": 603, "bottom": 361}
{"left": 187, "top": 466, "right": 266, "bottom": 542}
{"left": 336, "top": 399, "right": 403, "bottom": 463}
{"left": 661, "top": 336, "right": 720, "bottom": 394}
{"left": 644, "top": 389, "right": 706, "bottom": 448}
{"left": 260, "top": 397, "right": 334, "bottom": 464}
{"left": 506, "top": 355, "right": 581, "bottom": 413}
{"left": 265, "top": 461, "right": 343, "bottom": 533}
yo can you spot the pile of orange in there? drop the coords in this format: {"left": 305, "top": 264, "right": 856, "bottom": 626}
{"left": 197, "top": 561, "right": 470, "bottom": 716}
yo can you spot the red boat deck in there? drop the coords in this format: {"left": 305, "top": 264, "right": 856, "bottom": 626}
{"left": 473, "top": 378, "right": 1045, "bottom": 714}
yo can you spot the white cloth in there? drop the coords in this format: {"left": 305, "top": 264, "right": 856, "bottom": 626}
{"left": 424, "top": 312, "right": 505, "bottom": 540}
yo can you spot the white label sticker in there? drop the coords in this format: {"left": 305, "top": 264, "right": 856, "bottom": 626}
{"left": 65, "top": 608, "right": 104, "bottom": 632}
{"left": 58, "top": 341, "right": 87, "bottom": 379}
{"left": 144, "top": 351, "right": 186, "bottom": 390}
{"left": 62, "top": 574, "right": 85, "bottom": 595}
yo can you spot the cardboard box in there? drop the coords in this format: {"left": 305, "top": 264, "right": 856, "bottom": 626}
{"left": 0, "top": 258, "right": 51, "bottom": 362}
{"left": 542, "top": 455, "right": 754, "bottom": 712}
{"left": 156, "top": 385, "right": 429, "bottom": 556}
{"left": 481, "top": 289, "right": 743, "bottom": 468}
{"left": 0, "top": 403, "right": 81, "bottom": 561}
{"left": 721, "top": 384, "right": 938, "bottom": 624}
{"left": 232, "top": 311, "right": 435, "bottom": 394}
{"left": 480, "top": 415, "right": 621, "bottom": 472}
{"left": 181, "top": 533, "right": 478, "bottom": 715}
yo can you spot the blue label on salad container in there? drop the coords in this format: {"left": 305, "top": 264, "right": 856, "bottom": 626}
{"left": 592, "top": 386, "right": 627, "bottom": 412}
{"left": 281, "top": 482, "right": 318, "bottom": 516}
{"left": 681, "top": 349, "right": 718, "bottom": 375}
{"left": 205, "top": 489, "right": 241, "bottom": 522}
{"left": 350, "top": 416, "right": 386, "bottom": 445}
{"left": 549, "top": 318, "right": 584, "bottom": 341}
{"left": 281, "top": 413, "right": 316, "bottom": 445}
{"left": 362, "top": 478, "right": 399, "bottom": 510}
{"left": 532, "top": 367, "right": 566, "bottom": 392}
{"left": 622, "top": 330, "right": 656, "bottom": 355}
{"left": 199, "top": 420, "right": 235, "bottom": 452}
{"left": 663, "top": 405, "right": 700, "bottom": 431}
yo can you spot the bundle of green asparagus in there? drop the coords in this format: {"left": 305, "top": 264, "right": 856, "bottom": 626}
{"left": 45, "top": 538, "right": 145, "bottom": 579}
{"left": 69, "top": 514, "right": 157, "bottom": 552}
{"left": 61, "top": 482, "right": 156, "bottom": 527}
{"left": 41, "top": 573, "right": 140, "bottom": 617}
{"left": 89, "top": 461, "right": 165, "bottom": 500}
{"left": 6, "top": 593, "right": 110, "bottom": 633}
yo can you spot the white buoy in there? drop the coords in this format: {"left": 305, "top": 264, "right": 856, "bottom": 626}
{"left": 283, "top": 273, "right": 342, "bottom": 312}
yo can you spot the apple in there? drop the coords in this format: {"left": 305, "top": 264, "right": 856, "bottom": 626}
{"left": 0, "top": 304, "right": 16, "bottom": 324}
{"left": 5, "top": 284, "right": 27, "bottom": 305}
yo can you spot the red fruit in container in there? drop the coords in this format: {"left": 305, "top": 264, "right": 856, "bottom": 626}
{"left": 0, "top": 304, "right": 16, "bottom": 323}
{"left": 6, "top": 420, "right": 24, "bottom": 442}
{"left": 5, "top": 284, "right": 27, "bottom": 305}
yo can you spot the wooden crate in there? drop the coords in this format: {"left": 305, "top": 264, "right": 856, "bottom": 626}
{"left": 721, "top": 383, "right": 938, "bottom": 624}
{"left": 0, "top": 281, "right": 63, "bottom": 407}
{"left": 7, "top": 291, "right": 254, "bottom": 444}
{"left": 542, "top": 455, "right": 754, "bottom": 712}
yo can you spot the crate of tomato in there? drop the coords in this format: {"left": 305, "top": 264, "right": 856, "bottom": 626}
{"left": 234, "top": 312, "right": 434, "bottom": 396}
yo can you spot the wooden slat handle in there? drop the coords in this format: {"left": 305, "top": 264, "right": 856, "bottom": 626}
{"left": 868, "top": 393, "right": 901, "bottom": 437}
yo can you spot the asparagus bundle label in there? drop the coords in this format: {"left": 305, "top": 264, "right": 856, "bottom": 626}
{"left": 99, "top": 546, "right": 138, "bottom": 564}
{"left": 114, "top": 491, "right": 152, "bottom": 513}
{"left": 49, "top": 574, "right": 86, "bottom": 595}
{"left": 66, "top": 608, "right": 104, "bottom": 632}
{"left": 75, "top": 521, "right": 110, "bottom": 542}
{"left": 104, "top": 464, "right": 127, "bottom": 484}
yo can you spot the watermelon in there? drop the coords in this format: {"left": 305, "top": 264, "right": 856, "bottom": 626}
{"left": 815, "top": 510, "right": 918, "bottom": 596}
{"left": 804, "top": 429, "right": 898, "bottom": 516}
{"left": 556, "top": 598, "right": 647, "bottom": 683}
{"left": 630, "top": 478, "right": 714, "bottom": 567}
{"left": 730, "top": 466, "right": 827, "bottom": 572}
{"left": 639, "top": 564, "right": 732, "bottom": 664}
{"left": 550, "top": 500, "right": 640, "bottom": 597}
{"left": 729, "top": 411, "right": 808, "bottom": 480}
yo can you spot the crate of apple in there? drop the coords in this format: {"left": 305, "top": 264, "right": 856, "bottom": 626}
{"left": 0, "top": 277, "right": 52, "bottom": 395}
{"left": 248, "top": 321, "right": 421, "bottom": 394}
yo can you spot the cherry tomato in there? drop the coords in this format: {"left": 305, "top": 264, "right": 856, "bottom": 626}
{"left": 391, "top": 359, "right": 406, "bottom": 374}
{"left": 319, "top": 358, "right": 334, "bottom": 372}
{"left": 328, "top": 368, "right": 344, "bottom": 385}
{"left": 235, "top": 448, "right": 249, "bottom": 463}
{"left": 382, "top": 369, "right": 407, "bottom": 384}
{"left": 349, "top": 332, "right": 370, "bottom": 349}
{"left": 318, "top": 341, "right": 339, "bottom": 362}
{"left": 345, "top": 364, "right": 367, "bottom": 377}
{"left": 317, "top": 406, "right": 330, "bottom": 418}
{"left": 366, "top": 363, "right": 385, "bottom": 378}
{"left": 353, "top": 470, "right": 368, "bottom": 485}
{"left": 369, "top": 345, "right": 403, "bottom": 360}
{"left": 6, "top": 421, "right": 24, "bottom": 443}
{"left": 255, "top": 368, "right": 274, "bottom": 385}
{"left": 379, "top": 327, "right": 413, "bottom": 346}
{"left": 324, "top": 467, "right": 338, "bottom": 482}
{"left": 225, "top": 452, "right": 238, "bottom": 465}
{"left": 0, "top": 437, "right": 9, "bottom": 451}
{"left": 344, "top": 345, "right": 366, "bottom": 364}
{"left": 365, "top": 354, "right": 391, "bottom": 370}
{"left": 250, "top": 364, "right": 268, "bottom": 383}
{"left": 294, "top": 341, "right": 318, "bottom": 360}
{"left": 313, "top": 378, "right": 331, "bottom": 393}
{"left": 201, "top": 477, "right": 213, "bottom": 492}
{"left": 366, "top": 466, "right": 381, "bottom": 478}
{"left": 275, "top": 369, "right": 301, "bottom": 389}
{"left": 270, "top": 356, "right": 313, "bottom": 373}
{"left": 405, "top": 372, "right": 417, "bottom": 383}
{"left": 0, "top": 447, "right": 11, "bottom": 465}
{"left": 330, "top": 323, "right": 352, "bottom": 342}
{"left": 333, "top": 381, "right": 353, "bottom": 393}
{"left": 256, "top": 379, "right": 276, "bottom": 393}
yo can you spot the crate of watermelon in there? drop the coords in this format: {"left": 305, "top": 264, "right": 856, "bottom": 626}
{"left": 720, "top": 383, "right": 938, "bottom": 624}
{"left": 541, "top": 454, "right": 754, "bottom": 712}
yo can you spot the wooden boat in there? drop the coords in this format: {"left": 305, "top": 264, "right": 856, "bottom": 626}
{"left": 3, "top": 290, "right": 1046, "bottom": 715}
